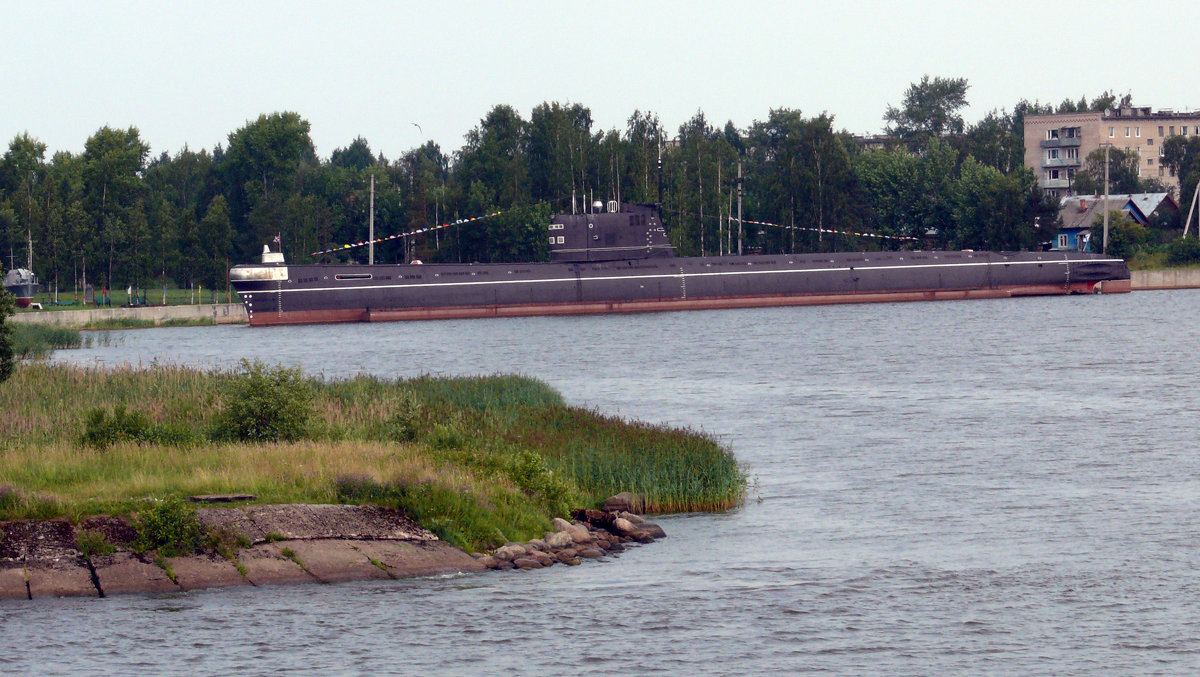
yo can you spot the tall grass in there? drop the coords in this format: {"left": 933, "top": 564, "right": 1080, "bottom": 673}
{"left": 0, "top": 363, "right": 747, "bottom": 549}
{"left": 10, "top": 324, "right": 88, "bottom": 359}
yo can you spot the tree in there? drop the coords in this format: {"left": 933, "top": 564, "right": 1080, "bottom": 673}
{"left": 884, "top": 76, "right": 970, "bottom": 145}
{"left": 1073, "top": 147, "right": 1141, "bottom": 195}
{"left": 81, "top": 126, "right": 150, "bottom": 289}
{"left": 952, "top": 157, "right": 1034, "bottom": 250}
{"left": 331, "top": 137, "right": 374, "bottom": 170}
{"left": 1162, "top": 136, "right": 1200, "bottom": 213}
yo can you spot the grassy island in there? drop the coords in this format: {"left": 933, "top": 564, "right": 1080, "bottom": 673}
{"left": 0, "top": 361, "right": 745, "bottom": 551}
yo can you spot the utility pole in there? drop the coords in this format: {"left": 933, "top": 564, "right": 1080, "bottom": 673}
{"left": 368, "top": 174, "right": 376, "bottom": 265}
{"left": 1103, "top": 143, "right": 1110, "bottom": 254}
{"left": 736, "top": 158, "right": 744, "bottom": 256}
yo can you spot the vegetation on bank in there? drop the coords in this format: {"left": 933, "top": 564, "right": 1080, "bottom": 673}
{"left": 0, "top": 361, "right": 746, "bottom": 551}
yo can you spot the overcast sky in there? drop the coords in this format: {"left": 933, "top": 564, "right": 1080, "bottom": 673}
{"left": 3, "top": 0, "right": 1196, "bottom": 161}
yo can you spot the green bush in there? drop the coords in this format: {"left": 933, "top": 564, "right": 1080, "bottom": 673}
{"left": 81, "top": 405, "right": 154, "bottom": 448}
{"left": 1167, "top": 237, "right": 1200, "bottom": 265}
{"left": 212, "top": 359, "right": 314, "bottom": 443}
{"left": 132, "top": 496, "right": 205, "bottom": 557}
{"left": 76, "top": 529, "right": 116, "bottom": 558}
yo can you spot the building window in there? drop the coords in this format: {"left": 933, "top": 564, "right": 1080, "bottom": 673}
{"left": 1065, "top": 148, "right": 1078, "bottom": 159}
{"left": 1109, "top": 127, "right": 1115, "bottom": 138}
{"left": 1160, "top": 167, "right": 1165, "bottom": 177}
{"left": 1057, "top": 234, "right": 1069, "bottom": 249}
{"left": 1148, "top": 158, "right": 1154, "bottom": 166}
{"left": 1185, "top": 126, "right": 1190, "bottom": 136}
{"left": 548, "top": 236, "right": 555, "bottom": 244}
{"left": 1159, "top": 126, "right": 1165, "bottom": 136}
{"left": 1148, "top": 138, "right": 1154, "bottom": 146}
{"left": 1125, "top": 127, "right": 1131, "bottom": 137}
{"left": 1049, "top": 169, "right": 1060, "bottom": 180}
{"left": 1047, "top": 129, "right": 1059, "bottom": 140}
{"left": 1136, "top": 127, "right": 1141, "bottom": 137}
{"left": 1170, "top": 126, "right": 1175, "bottom": 135}
{"left": 557, "top": 236, "right": 564, "bottom": 244}
{"left": 1047, "top": 149, "right": 1059, "bottom": 160}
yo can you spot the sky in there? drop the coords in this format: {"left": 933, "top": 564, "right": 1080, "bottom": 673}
{"left": 3, "top": 0, "right": 1197, "bottom": 162}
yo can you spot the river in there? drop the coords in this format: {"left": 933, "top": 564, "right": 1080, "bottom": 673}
{"left": 4, "top": 290, "right": 1200, "bottom": 674}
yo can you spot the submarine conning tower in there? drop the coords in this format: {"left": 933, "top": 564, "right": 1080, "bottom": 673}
{"left": 549, "top": 201, "right": 675, "bottom": 263}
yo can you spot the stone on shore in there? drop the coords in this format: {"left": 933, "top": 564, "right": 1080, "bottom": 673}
{"left": 0, "top": 566, "right": 28, "bottom": 600}
{"left": 577, "top": 547, "right": 604, "bottom": 559}
{"left": 565, "top": 524, "right": 591, "bottom": 544}
{"left": 356, "top": 540, "right": 484, "bottom": 578}
{"left": 26, "top": 562, "right": 97, "bottom": 598}
{"left": 238, "top": 543, "right": 318, "bottom": 586}
{"left": 602, "top": 492, "right": 645, "bottom": 514}
{"left": 92, "top": 553, "right": 179, "bottom": 596}
{"left": 544, "top": 531, "right": 573, "bottom": 549}
{"left": 612, "top": 517, "right": 638, "bottom": 535}
{"left": 552, "top": 517, "right": 573, "bottom": 533}
{"left": 166, "top": 553, "right": 250, "bottom": 592}
{"left": 512, "top": 557, "right": 542, "bottom": 570}
{"left": 279, "top": 540, "right": 394, "bottom": 584}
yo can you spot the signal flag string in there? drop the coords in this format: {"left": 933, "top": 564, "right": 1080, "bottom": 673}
{"left": 309, "top": 211, "right": 504, "bottom": 257}
{"left": 733, "top": 217, "right": 919, "bottom": 242}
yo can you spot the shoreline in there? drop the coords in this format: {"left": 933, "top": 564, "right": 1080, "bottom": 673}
{"left": 0, "top": 502, "right": 664, "bottom": 601}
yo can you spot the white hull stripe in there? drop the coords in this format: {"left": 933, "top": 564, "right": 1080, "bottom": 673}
{"left": 254, "top": 258, "right": 1124, "bottom": 295}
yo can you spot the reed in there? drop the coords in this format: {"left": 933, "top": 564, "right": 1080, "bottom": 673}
{"left": 0, "top": 363, "right": 746, "bottom": 549}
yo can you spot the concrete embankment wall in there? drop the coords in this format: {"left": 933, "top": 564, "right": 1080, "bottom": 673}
{"left": 10, "top": 303, "right": 247, "bottom": 327}
{"left": 1131, "top": 269, "right": 1200, "bottom": 291}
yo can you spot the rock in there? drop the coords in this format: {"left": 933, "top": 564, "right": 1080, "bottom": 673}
{"left": 552, "top": 517, "right": 574, "bottom": 533}
{"left": 631, "top": 532, "right": 655, "bottom": 544}
{"left": 526, "top": 539, "right": 548, "bottom": 552}
{"left": 512, "top": 557, "right": 542, "bottom": 570}
{"left": 492, "top": 548, "right": 514, "bottom": 562}
{"left": 544, "top": 531, "right": 573, "bottom": 549}
{"left": 555, "top": 550, "right": 579, "bottom": 564}
{"left": 530, "top": 551, "right": 554, "bottom": 567}
{"left": 559, "top": 556, "right": 581, "bottom": 566}
{"left": 565, "top": 524, "right": 591, "bottom": 544}
{"left": 602, "top": 492, "right": 633, "bottom": 513}
{"left": 493, "top": 544, "right": 526, "bottom": 561}
{"left": 637, "top": 523, "right": 667, "bottom": 539}
{"left": 612, "top": 517, "right": 638, "bottom": 535}
{"left": 577, "top": 547, "right": 604, "bottom": 559}
{"left": 607, "top": 542, "right": 626, "bottom": 553}
{"left": 493, "top": 560, "right": 515, "bottom": 571}
{"left": 479, "top": 556, "right": 499, "bottom": 569}
{"left": 617, "top": 511, "right": 645, "bottom": 525}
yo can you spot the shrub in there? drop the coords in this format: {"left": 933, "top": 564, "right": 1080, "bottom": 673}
{"left": 81, "top": 405, "right": 154, "bottom": 448}
{"left": 76, "top": 529, "right": 116, "bottom": 558}
{"left": 212, "top": 359, "right": 314, "bottom": 443}
{"left": 132, "top": 496, "right": 205, "bottom": 557}
{"left": 1167, "top": 236, "right": 1200, "bottom": 265}
{"left": 375, "top": 390, "right": 424, "bottom": 442}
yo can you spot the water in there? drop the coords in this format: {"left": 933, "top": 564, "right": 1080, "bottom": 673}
{"left": 4, "top": 291, "right": 1200, "bottom": 674}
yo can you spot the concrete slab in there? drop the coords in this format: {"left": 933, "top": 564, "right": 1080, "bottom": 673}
{"left": 0, "top": 566, "right": 29, "bottom": 600}
{"left": 196, "top": 508, "right": 268, "bottom": 543}
{"left": 92, "top": 553, "right": 179, "bottom": 596}
{"left": 26, "top": 562, "right": 98, "bottom": 598}
{"left": 358, "top": 540, "right": 485, "bottom": 578}
{"left": 238, "top": 543, "right": 317, "bottom": 587}
{"left": 281, "top": 540, "right": 392, "bottom": 584}
{"left": 166, "top": 554, "right": 249, "bottom": 592}
{"left": 241, "top": 504, "right": 436, "bottom": 542}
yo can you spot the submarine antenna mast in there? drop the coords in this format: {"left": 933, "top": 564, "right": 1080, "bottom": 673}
{"left": 737, "top": 157, "right": 744, "bottom": 256}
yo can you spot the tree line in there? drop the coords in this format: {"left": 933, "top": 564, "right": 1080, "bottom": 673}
{"left": 3, "top": 77, "right": 1191, "bottom": 298}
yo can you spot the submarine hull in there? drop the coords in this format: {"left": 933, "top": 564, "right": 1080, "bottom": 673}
{"left": 230, "top": 250, "right": 1131, "bottom": 327}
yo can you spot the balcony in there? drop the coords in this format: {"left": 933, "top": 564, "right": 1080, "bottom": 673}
{"left": 1042, "top": 157, "right": 1082, "bottom": 168}
{"left": 1040, "top": 178, "right": 1071, "bottom": 189}
{"left": 1040, "top": 137, "right": 1083, "bottom": 148}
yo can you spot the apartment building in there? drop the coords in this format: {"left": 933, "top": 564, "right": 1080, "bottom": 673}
{"left": 1023, "top": 106, "right": 1200, "bottom": 199}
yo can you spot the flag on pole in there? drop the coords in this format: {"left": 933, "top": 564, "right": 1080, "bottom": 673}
{"left": 273, "top": 233, "right": 281, "bottom": 245}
